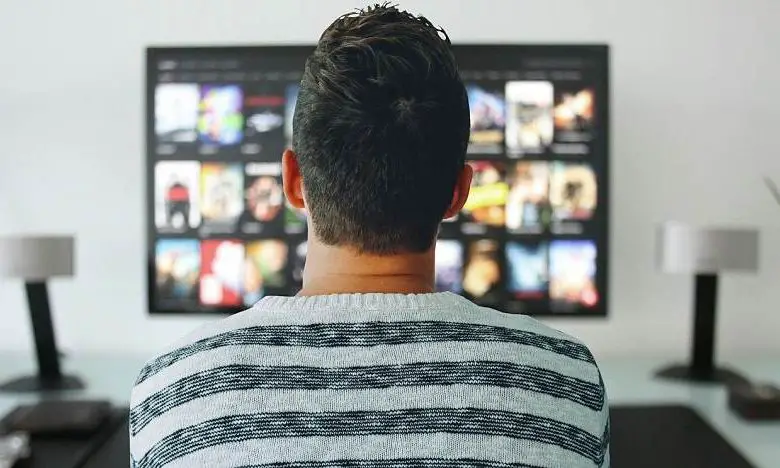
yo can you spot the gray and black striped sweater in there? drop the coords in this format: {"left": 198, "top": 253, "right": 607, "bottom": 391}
{"left": 130, "top": 292, "right": 610, "bottom": 468}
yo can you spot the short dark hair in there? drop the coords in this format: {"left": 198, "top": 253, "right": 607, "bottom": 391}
{"left": 293, "top": 3, "right": 469, "bottom": 254}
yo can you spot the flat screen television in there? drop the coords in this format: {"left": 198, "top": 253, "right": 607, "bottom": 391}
{"left": 146, "top": 44, "right": 609, "bottom": 317}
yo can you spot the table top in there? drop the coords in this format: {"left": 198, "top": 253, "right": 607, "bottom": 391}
{"left": 1, "top": 353, "right": 778, "bottom": 467}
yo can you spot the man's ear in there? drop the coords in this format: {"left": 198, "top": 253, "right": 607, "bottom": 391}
{"left": 282, "top": 149, "right": 306, "bottom": 209}
{"left": 444, "top": 163, "right": 473, "bottom": 219}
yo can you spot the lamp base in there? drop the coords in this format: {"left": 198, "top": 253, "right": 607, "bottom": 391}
{"left": 655, "top": 364, "right": 750, "bottom": 388}
{"left": 0, "top": 375, "right": 85, "bottom": 393}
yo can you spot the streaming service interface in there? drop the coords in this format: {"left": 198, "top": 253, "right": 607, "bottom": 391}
{"left": 148, "top": 46, "right": 609, "bottom": 316}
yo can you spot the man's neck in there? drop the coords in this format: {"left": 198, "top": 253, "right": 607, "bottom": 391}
{"left": 298, "top": 241, "right": 435, "bottom": 296}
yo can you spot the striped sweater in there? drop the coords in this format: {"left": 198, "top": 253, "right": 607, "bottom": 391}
{"left": 130, "top": 292, "right": 610, "bottom": 468}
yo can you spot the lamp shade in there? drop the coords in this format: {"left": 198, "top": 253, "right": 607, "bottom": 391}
{"left": 656, "top": 223, "right": 759, "bottom": 274}
{"left": 0, "top": 236, "right": 75, "bottom": 280}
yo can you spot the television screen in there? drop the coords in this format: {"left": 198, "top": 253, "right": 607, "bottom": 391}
{"left": 146, "top": 44, "right": 609, "bottom": 316}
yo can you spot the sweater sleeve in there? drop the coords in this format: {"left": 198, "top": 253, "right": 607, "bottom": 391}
{"left": 598, "top": 370, "right": 611, "bottom": 467}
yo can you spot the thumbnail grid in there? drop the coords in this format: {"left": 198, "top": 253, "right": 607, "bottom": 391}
{"left": 436, "top": 238, "right": 599, "bottom": 313}
{"left": 150, "top": 68, "right": 604, "bottom": 315}
{"left": 453, "top": 159, "right": 598, "bottom": 237}
{"left": 155, "top": 236, "right": 598, "bottom": 313}
{"left": 154, "top": 159, "right": 597, "bottom": 238}
{"left": 156, "top": 238, "right": 306, "bottom": 309}
{"left": 468, "top": 81, "right": 595, "bottom": 157}
{"left": 154, "top": 82, "right": 299, "bottom": 160}
{"left": 154, "top": 80, "right": 595, "bottom": 160}
{"left": 154, "top": 160, "right": 306, "bottom": 237}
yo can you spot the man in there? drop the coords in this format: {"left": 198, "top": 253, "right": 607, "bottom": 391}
{"left": 130, "top": 4, "right": 610, "bottom": 467}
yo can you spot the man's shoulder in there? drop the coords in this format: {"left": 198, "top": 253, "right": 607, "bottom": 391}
{"left": 128, "top": 309, "right": 256, "bottom": 467}
{"left": 507, "top": 312, "right": 596, "bottom": 361}
{"left": 440, "top": 295, "right": 584, "bottom": 340}
{"left": 486, "top": 306, "right": 585, "bottom": 343}
{"left": 131, "top": 305, "right": 264, "bottom": 396}
{"left": 456, "top": 302, "right": 600, "bottom": 370}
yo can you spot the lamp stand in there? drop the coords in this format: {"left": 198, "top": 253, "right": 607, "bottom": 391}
{"left": 656, "top": 274, "right": 750, "bottom": 387}
{"left": 0, "top": 281, "right": 84, "bottom": 392}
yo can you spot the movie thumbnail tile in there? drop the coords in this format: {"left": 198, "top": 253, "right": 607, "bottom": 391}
{"left": 199, "top": 239, "right": 245, "bottom": 307}
{"left": 506, "top": 242, "right": 548, "bottom": 299}
{"left": 435, "top": 240, "right": 464, "bottom": 293}
{"left": 291, "top": 240, "right": 307, "bottom": 290}
{"left": 240, "top": 163, "right": 285, "bottom": 234}
{"left": 200, "top": 162, "right": 244, "bottom": 228}
{"left": 198, "top": 85, "right": 244, "bottom": 146}
{"left": 467, "top": 84, "right": 506, "bottom": 155}
{"left": 462, "top": 161, "right": 509, "bottom": 229}
{"left": 549, "top": 240, "right": 598, "bottom": 308}
{"left": 155, "top": 84, "right": 200, "bottom": 143}
{"left": 505, "top": 81, "right": 554, "bottom": 155}
{"left": 549, "top": 162, "right": 597, "bottom": 221}
{"left": 154, "top": 161, "right": 201, "bottom": 232}
{"left": 284, "top": 84, "right": 299, "bottom": 147}
{"left": 242, "top": 90, "right": 285, "bottom": 156}
{"left": 244, "top": 240, "right": 289, "bottom": 306}
{"left": 463, "top": 239, "right": 503, "bottom": 305}
{"left": 554, "top": 87, "right": 595, "bottom": 139}
{"left": 155, "top": 239, "right": 200, "bottom": 304}
{"left": 505, "top": 161, "right": 551, "bottom": 233}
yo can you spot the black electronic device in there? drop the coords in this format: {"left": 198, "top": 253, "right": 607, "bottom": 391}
{"left": 610, "top": 405, "right": 756, "bottom": 468}
{"left": 0, "top": 406, "right": 128, "bottom": 468}
{"left": 1, "top": 400, "right": 113, "bottom": 437}
{"left": 145, "top": 44, "right": 610, "bottom": 317}
{"left": 728, "top": 383, "right": 780, "bottom": 421}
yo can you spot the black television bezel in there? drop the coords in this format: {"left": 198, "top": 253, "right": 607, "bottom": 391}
{"left": 145, "top": 44, "right": 610, "bottom": 318}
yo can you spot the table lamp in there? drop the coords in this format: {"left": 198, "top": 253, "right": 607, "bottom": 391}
{"left": 0, "top": 235, "right": 84, "bottom": 392}
{"left": 655, "top": 223, "right": 759, "bottom": 386}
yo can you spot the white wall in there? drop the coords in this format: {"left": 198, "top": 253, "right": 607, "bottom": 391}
{"left": 1, "top": 0, "right": 779, "bottom": 359}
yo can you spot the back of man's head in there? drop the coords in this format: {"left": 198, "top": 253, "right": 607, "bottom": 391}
{"left": 292, "top": 3, "right": 469, "bottom": 255}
